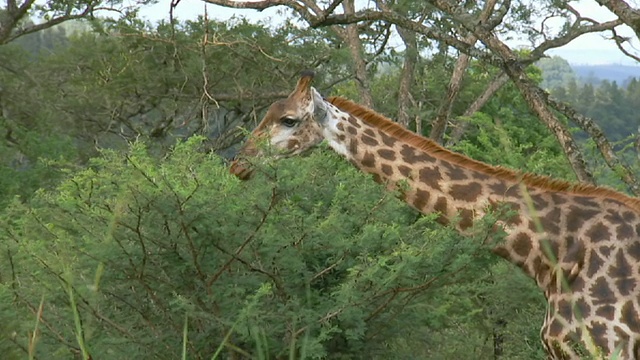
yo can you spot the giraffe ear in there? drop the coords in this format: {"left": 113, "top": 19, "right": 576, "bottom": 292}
{"left": 290, "top": 70, "right": 315, "bottom": 100}
{"left": 312, "top": 87, "right": 328, "bottom": 124}
{"left": 300, "top": 69, "right": 315, "bottom": 78}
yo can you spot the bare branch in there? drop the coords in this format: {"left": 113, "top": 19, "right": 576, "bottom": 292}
{"left": 528, "top": 19, "right": 622, "bottom": 60}
{"left": 211, "top": 91, "right": 290, "bottom": 102}
{"left": 210, "top": 0, "right": 631, "bottom": 185}
{"left": 341, "top": 0, "right": 373, "bottom": 107}
{"left": 395, "top": 25, "right": 417, "bottom": 129}
{"left": 595, "top": 0, "right": 640, "bottom": 39}
{"left": 6, "top": 8, "right": 92, "bottom": 43}
{"left": 428, "top": 0, "right": 594, "bottom": 183}
{"left": 610, "top": 28, "right": 640, "bottom": 63}
{"left": 545, "top": 95, "right": 640, "bottom": 195}
{"left": 323, "top": 0, "right": 345, "bottom": 19}
{"left": 203, "top": 0, "right": 315, "bottom": 19}
{"left": 429, "top": 0, "right": 499, "bottom": 143}
{"left": 375, "top": 0, "right": 417, "bottom": 128}
{"left": 447, "top": 73, "right": 510, "bottom": 146}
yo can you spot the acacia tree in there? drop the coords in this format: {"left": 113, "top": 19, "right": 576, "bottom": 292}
{"left": 203, "top": 0, "right": 639, "bottom": 194}
{"left": 0, "top": 0, "right": 155, "bottom": 45}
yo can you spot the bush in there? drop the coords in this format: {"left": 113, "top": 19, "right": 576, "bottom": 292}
{"left": 0, "top": 137, "right": 545, "bottom": 359}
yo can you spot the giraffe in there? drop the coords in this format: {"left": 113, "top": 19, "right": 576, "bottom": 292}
{"left": 229, "top": 71, "right": 640, "bottom": 359}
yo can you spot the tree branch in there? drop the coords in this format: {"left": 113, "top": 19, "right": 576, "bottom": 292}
{"left": 595, "top": 0, "right": 640, "bottom": 40}
{"left": 447, "top": 73, "right": 510, "bottom": 146}
{"left": 427, "top": 0, "right": 594, "bottom": 183}
{"left": 545, "top": 95, "right": 640, "bottom": 195}
{"left": 341, "top": 0, "right": 373, "bottom": 107}
{"left": 203, "top": 0, "right": 315, "bottom": 19}
{"left": 429, "top": 0, "right": 498, "bottom": 143}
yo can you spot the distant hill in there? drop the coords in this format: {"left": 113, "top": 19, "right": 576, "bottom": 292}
{"left": 572, "top": 64, "right": 640, "bottom": 85}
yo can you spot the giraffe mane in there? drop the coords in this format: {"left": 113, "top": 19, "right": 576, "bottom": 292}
{"left": 327, "top": 96, "right": 640, "bottom": 213}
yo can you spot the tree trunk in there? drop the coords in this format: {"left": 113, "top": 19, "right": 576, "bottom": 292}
{"left": 478, "top": 34, "right": 594, "bottom": 183}
{"left": 429, "top": 54, "right": 469, "bottom": 143}
{"left": 341, "top": 0, "right": 374, "bottom": 108}
{"left": 430, "top": 0, "right": 498, "bottom": 143}
{"left": 447, "top": 73, "right": 509, "bottom": 146}
{"left": 396, "top": 25, "right": 418, "bottom": 129}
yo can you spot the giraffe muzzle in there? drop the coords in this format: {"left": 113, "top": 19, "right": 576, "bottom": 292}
{"left": 229, "top": 158, "right": 254, "bottom": 181}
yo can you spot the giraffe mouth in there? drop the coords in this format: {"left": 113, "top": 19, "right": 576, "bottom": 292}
{"left": 229, "top": 145, "right": 317, "bottom": 181}
{"left": 229, "top": 159, "right": 254, "bottom": 181}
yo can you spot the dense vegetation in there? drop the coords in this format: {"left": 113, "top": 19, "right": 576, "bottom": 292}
{"left": 538, "top": 56, "right": 640, "bottom": 144}
{"left": 1, "top": 2, "right": 639, "bottom": 358}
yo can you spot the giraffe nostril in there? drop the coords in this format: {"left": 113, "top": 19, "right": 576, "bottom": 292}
{"left": 286, "top": 139, "right": 300, "bottom": 150}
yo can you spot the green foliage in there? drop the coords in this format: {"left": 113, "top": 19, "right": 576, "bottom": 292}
{"left": 451, "top": 63, "right": 575, "bottom": 181}
{"left": 544, "top": 68, "right": 640, "bottom": 189}
{"left": 536, "top": 56, "right": 577, "bottom": 90}
{"left": 1, "top": 137, "right": 545, "bottom": 359}
{"left": 0, "top": 17, "right": 349, "bottom": 207}
{"left": 0, "top": 13, "right": 588, "bottom": 360}
{"left": 452, "top": 110, "right": 574, "bottom": 180}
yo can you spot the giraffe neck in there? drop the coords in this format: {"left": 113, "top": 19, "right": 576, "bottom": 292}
{"left": 319, "top": 97, "right": 582, "bottom": 293}
{"left": 317, "top": 96, "right": 640, "bottom": 357}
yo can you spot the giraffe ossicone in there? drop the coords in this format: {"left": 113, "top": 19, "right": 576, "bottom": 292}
{"left": 230, "top": 71, "right": 640, "bottom": 359}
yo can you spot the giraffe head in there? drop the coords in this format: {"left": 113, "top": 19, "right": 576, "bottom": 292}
{"left": 230, "top": 71, "right": 328, "bottom": 180}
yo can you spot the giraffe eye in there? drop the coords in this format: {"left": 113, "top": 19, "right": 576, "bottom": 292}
{"left": 281, "top": 117, "right": 299, "bottom": 128}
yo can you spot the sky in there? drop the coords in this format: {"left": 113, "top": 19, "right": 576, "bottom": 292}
{"left": 138, "top": 0, "right": 640, "bottom": 66}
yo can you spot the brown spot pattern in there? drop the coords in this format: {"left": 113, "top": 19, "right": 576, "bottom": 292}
{"left": 447, "top": 166, "right": 468, "bottom": 181}
{"left": 397, "top": 165, "right": 411, "bottom": 178}
{"left": 585, "top": 222, "right": 611, "bottom": 243}
{"left": 623, "top": 211, "right": 636, "bottom": 222}
{"left": 419, "top": 167, "right": 442, "bottom": 191}
{"left": 575, "top": 298, "right": 591, "bottom": 319}
{"left": 595, "top": 305, "right": 616, "bottom": 320}
{"left": 622, "top": 302, "right": 640, "bottom": 333}
{"left": 512, "top": 233, "right": 532, "bottom": 257}
{"left": 413, "top": 189, "right": 430, "bottom": 211}
{"left": 363, "top": 128, "right": 376, "bottom": 137}
{"left": 566, "top": 207, "right": 600, "bottom": 232}
{"left": 587, "top": 252, "right": 605, "bottom": 278}
{"left": 347, "top": 116, "right": 361, "bottom": 128}
{"left": 540, "top": 207, "right": 561, "bottom": 235}
{"left": 557, "top": 300, "right": 573, "bottom": 320}
{"left": 377, "top": 149, "right": 396, "bottom": 161}
{"left": 617, "top": 223, "right": 635, "bottom": 240}
{"left": 459, "top": 209, "right": 474, "bottom": 230}
{"left": 589, "top": 322, "right": 609, "bottom": 350}
{"left": 488, "top": 182, "right": 507, "bottom": 194}
{"left": 574, "top": 196, "right": 599, "bottom": 208}
{"left": 434, "top": 197, "right": 448, "bottom": 215}
{"left": 379, "top": 132, "right": 397, "bottom": 147}
{"left": 531, "top": 194, "right": 549, "bottom": 209}
{"left": 505, "top": 185, "right": 520, "bottom": 198}
{"left": 564, "top": 239, "right": 584, "bottom": 264}
{"left": 551, "top": 193, "right": 568, "bottom": 205}
{"left": 400, "top": 145, "right": 436, "bottom": 163}
{"left": 590, "top": 277, "right": 613, "bottom": 303}
{"left": 381, "top": 164, "right": 393, "bottom": 177}
{"left": 548, "top": 319, "right": 564, "bottom": 337}
{"left": 449, "top": 182, "right": 483, "bottom": 202}
{"left": 628, "top": 242, "right": 640, "bottom": 261}
{"left": 361, "top": 152, "right": 376, "bottom": 168}
{"left": 361, "top": 135, "right": 379, "bottom": 146}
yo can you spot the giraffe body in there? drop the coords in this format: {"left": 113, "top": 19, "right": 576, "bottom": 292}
{"left": 230, "top": 72, "right": 640, "bottom": 359}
